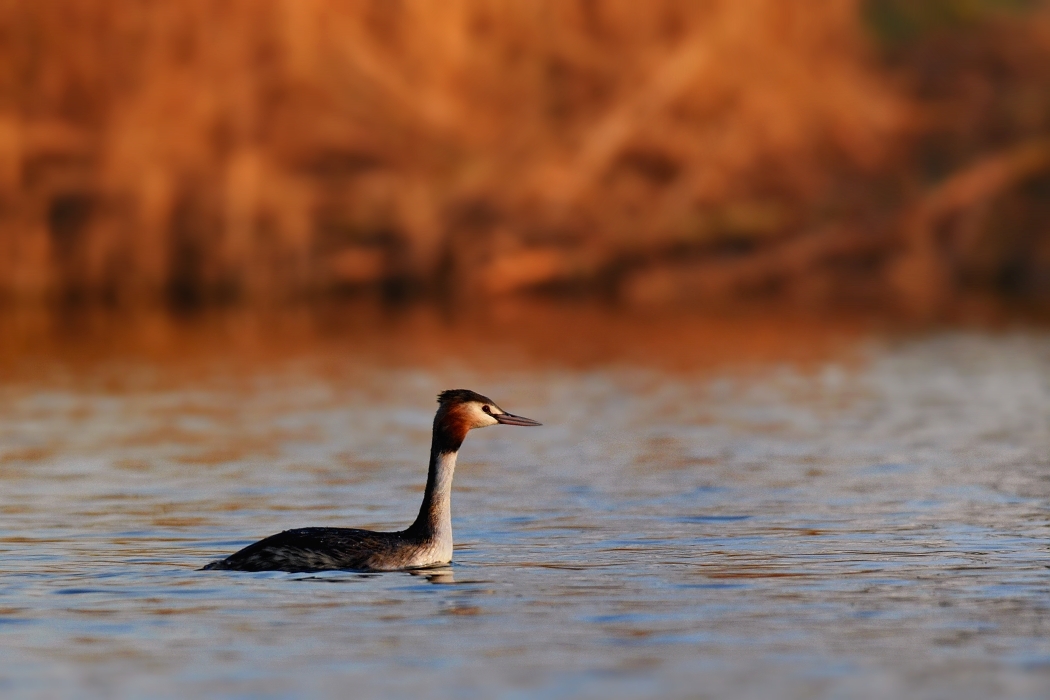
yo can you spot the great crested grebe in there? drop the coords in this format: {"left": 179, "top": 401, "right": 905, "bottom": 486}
{"left": 202, "top": 390, "right": 541, "bottom": 572}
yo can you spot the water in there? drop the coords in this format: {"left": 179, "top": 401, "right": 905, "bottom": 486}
{"left": 1, "top": 312, "right": 1050, "bottom": 699}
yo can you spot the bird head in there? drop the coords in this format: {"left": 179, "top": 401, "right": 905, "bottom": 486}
{"left": 436, "top": 389, "right": 542, "bottom": 435}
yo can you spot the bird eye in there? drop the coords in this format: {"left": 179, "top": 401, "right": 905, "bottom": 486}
{"left": 482, "top": 405, "right": 492, "bottom": 414}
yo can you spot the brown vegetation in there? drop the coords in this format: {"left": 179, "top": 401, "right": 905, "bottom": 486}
{"left": 1, "top": 0, "right": 1049, "bottom": 314}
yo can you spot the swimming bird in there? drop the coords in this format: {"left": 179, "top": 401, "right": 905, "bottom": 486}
{"left": 202, "top": 390, "right": 540, "bottom": 572}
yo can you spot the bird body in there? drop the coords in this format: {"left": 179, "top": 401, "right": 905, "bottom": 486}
{"left": 202, "top": 390, "right": 539, "bottom": 573}
{"left": 202, "top": 527, "right": 441, "bottom": 572}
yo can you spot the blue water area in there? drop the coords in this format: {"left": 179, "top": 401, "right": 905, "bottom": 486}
{"left": 1, "top": 331, "right": 1049, "bottom": 698}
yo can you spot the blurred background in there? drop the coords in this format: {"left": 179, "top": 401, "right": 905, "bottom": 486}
{"left": 2, "top": 0, "right": 1050, "bottom": 320}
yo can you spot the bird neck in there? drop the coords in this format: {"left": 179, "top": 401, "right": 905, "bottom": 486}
{"left": 408, "top": 429, "right": 460, "bottom": 544}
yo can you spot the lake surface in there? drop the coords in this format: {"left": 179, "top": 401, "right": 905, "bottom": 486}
{"left": 1, "top": 309, "right": 1049, "bottom": 699}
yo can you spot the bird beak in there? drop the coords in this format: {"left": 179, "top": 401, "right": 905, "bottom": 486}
{"left": 495, "top": 411, "right": 542, "bottom": 426}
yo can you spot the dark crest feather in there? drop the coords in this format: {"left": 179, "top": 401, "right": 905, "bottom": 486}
{"left": 437, "top": 389, "right": 493, "bottom": 406}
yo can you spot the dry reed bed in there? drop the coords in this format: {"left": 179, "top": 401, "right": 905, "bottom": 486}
{"left": 1, "top": 0, "right": 1048, "bottom": 313}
